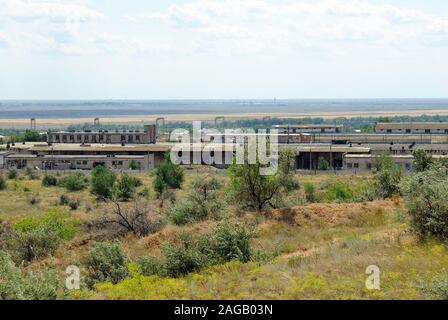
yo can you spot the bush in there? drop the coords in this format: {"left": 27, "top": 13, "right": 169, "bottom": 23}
{"left": 198, "top": 222, "right": 253, "bottom": 264}
{"left": 0, "top": 250, "right": 24, "bottom": 299}
{"left": 59, "top": 193, "right": 70, "bottom": 206}
{"left": 136, "top": 256, "right": 163, "bottom": 276}
{"left": 114, "top": 174, "right": 136, "bottom": 201}
{"left": 28, "top": 195, "right": 40, "bottom": 205}
{"left": 304, "top": 183, "right": 316, "bottom": 203}
{"left": 401, "top": 166, "right": 448, "bottom": 241}
{"left": 0, "top": 251, "right": 59, "bottom": 300}
{"left": 60, "top": 172, "right": 88, "bottom": 192}
{"left": 42, "top": 174, "right": 58, "bottom": 187}
{"left": 13, "top": 223, "right": 61, "bottom": 262}
{"left": 373, "top": 154, "right": 403, "bottom": 199}
{"left": 12, "top": 208, "right": 77, "bottom": 262}
{"left": 168, "top": 175, "right": 224, "bottom": 225}
{"left": 128, "top": 160, "right": 140, "bottom": 171}
{"left": 7, "top": 169, "right": 18, "bottom": 180}
{"left": 162, "top": 237, "right": 206, "bottom": 278}
{"left": 68, "top": 199, "right": 80, "bottom": 210}
{"left": 154, "top": 153, "right": 184, "bottom": 195}
{"left": 318, "top": 157, "right": 330, "bottom": 171}
{"left": 413, "top": 149, "right": 433, "bottom": 173}
{"left": 423, "top": 274, "right": 448, "bottom": 300}
{"left": 84, "top": 241, "right": 130, "bottom": 288}
{"left": 90, "top": 166, "right": 116, "bottom": 200}
{"left": 0, "top": 174, "right": 6, "bottom": 190}
{"left": 323, "top": 181, "right": 354, "bottom": 202}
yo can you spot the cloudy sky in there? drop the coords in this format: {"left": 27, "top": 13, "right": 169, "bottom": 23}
{"left": 1, "top": 0, "right": 447, "bottom": 99}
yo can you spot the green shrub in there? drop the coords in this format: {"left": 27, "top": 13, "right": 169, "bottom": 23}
{"left": 42, "top": 174, "right": 58, "bottom": 187}
{"left": 28, "top": 195, "right": 40, "bottom": 205}
{"left": 0, "top": 251, "right": 59, "bottom": 300}
{"left": 401, "top": 166, "right": 448, "bottom": 241}
{"left": 424, "top": 274, "right": 448, "bottom": 300}
{"left": 198, "top": 222, "right": 253, "bottom": 264}
{"left": 13, "top": 223, "right": 61, "bottom": 262}
{"left": 60, "top": 172, "right": 88, "bottom": 192}
{"left": 128, "top": 160, "right": 140, "bottom": 171}
{"left": 168, "top": 176, "right": 224, "bottom": 225}
{"left": 59, "top": 193, "right": 70, "bottom": 206}
{"left": 136, "top": 256, "right": 162, "bottom": 276}
{"left": 7, "top": 169, "right": 18, "bottom": 180}
{"left": 84, "top": 241, "right": 130, "bottom": 288}
{"left": 114, "top": 173, "right": 136, "bottom": 201}
{"left": 0, "top": 250, "right": 24, "bottom": 299}
{"left": 154, "top": 153, "right": 184, "bottom": 195}
{"left": 318, "top": 157, "right": 330, "bottom": 171}
{"left": 324, "top": 181, "right": 353, "bottom": 202}
{"left": 373, "top": 154, "right": 403, "bottom": 199}
{"left": 304, "top": 183, "right": 316, "bottom": 203}
{"left": 0, "top": 174, "right": 6, "bottom": 190}
{"left": 90, "top": 166, "right": 116, "bottom": 200}
{"left": 162, "top": 239, "right": 206, "bottom": 278}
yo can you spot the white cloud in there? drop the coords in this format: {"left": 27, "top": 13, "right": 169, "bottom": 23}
{"left": 127, "top": 0, "right": 448, "bottom": 57}
{"left": 1, "top": 0, "right": 448, "bottom": 58}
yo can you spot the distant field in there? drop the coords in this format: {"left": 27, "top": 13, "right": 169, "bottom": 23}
{"left": 3, "top": 109, "right": 448, "bottom": 129}
{"left": 1, "top": 98, "right": 448, "bottom": 128}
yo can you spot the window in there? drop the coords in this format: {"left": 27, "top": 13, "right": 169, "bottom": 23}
{"left": 367, "top": 163, "right": 372, "bottom": 170}
{"left": 135, "top": 135, "right": 140, "bottom": 141}
{"left": 406, "top": 129, "right": 411, "bottom": 133}
{"left": 354, "top": 163, "right": 359, "bottom": 168}
{"left": 347, "top": 163, "right": 353, "bottom": 169}
{"left": 83, "top": 161, "right": 87, "bottom": 165}
{"left": 425, "top": 129, "right": 431, "bottom": 134}
{"left": 405, "top": 163, "right": 412, "bottom": 171}
{"left": 387, "top": 130, "right": 392, "bottom": 133}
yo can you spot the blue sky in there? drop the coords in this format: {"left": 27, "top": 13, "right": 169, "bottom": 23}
{"left": 0, "top": 0, "right": 447, "bottom": 100}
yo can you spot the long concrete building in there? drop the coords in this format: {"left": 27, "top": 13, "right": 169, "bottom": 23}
{"left": 376, "top": 122, "right": 448, "bottom": 134}
{"left": 47, "top": 124, "right": 157, "bottom": 145}
{"left": 1, "top": 121, "right": 448, "bottom": 173}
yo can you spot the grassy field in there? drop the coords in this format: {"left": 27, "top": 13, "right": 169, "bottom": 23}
{"left": 0, "top": 169, "right": 447, "bottom": 300}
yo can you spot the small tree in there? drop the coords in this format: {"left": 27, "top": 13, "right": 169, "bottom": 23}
{"left": 318, "top": 157, "right": 330, "bottom": 171}
{"left": 90, "top": 166, "right": 116, "bottom": 200}
{"left": 412, "top": 149, "right": 433, "bottom": 173}
{"left": 42, "top": 174, "right": 58, "bottom": 187}
{"left": 153, "top": 153, "right": 184, "bottom": 196}
{"left": 60, "top": 172, "right": 88, "bottom": 191}
{"left": 372, "top": 154, "right": 402, "bottom": 199}
{"left": 228, "top": 160, "right": 282, "bottom": 211}
{"left": 278, "top": 148, "right": 300, "bottom": 191}
{"left": 114, "top": 173, "right": 136, "bottom": 201}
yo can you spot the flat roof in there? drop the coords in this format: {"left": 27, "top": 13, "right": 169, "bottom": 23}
{"left": 272, "top": 124, "right": 343, "bottom": 129}
{"left": 31, "top": 143, "right": 170, "bottom": 153}
{"left": 344, "top": 154, "right": 414, "bottom": 159}
{"left": 293, "top": 144, "right": 370, "bottom": 153}
{"left": 376, "top": 122, "right": 448, "bottom": 130}
{"left": 6, "top": 154, "right": 146, "bottom": 159}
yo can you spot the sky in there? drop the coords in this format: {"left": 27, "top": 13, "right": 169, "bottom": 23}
{"left": 0, "top": 0, "right": 448, "bottom": 100}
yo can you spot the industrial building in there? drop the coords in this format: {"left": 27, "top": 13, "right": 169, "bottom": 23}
{"left": 272, "top": 124, "right": 343, "bottom": 134}
{"left": 1, "top": 121, "right": 448, "bottom": 173}
{"left": 375, "top": 122, "right": 448, "bottom": 134}
{"left": 47, "top": 124, "right": 157, "bottom": 145}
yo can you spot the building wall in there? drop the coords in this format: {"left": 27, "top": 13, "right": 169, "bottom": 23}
{"left": 47, "top": 124, "right": 157, "bottom": 145}
{"left": 5, "top": 154, "right": 156, "bottom": 171}
{"left": 344, "top": 156, "right": 414, "bottom": 173}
